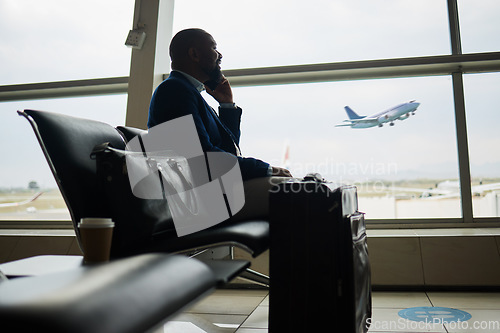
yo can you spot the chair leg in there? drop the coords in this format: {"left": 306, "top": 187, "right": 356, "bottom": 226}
{"left": 189, "top": 246, "right": 269, "bottom": 287}
{"left": 228, "top": 245, "right": 269, "bottom": 287}
{"left": 238, "top": 268, "right": 269, "bottom": 287}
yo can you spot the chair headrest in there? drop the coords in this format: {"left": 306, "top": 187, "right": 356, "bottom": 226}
{"left": 19, "top": 109, "right": 126, "bottom": 227}
{"left": 116, "top": 126, "right": 147, "bottom": 143}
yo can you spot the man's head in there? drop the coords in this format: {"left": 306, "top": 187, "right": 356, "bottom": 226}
{"left": 169, "top": 28, "right": 223, "bottom": 84}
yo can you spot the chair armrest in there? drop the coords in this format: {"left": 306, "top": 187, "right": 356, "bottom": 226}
{"left": 0, "top": 254, "right": 216, "bottom": 333}
{"left": 202, "top": 259, "right": 250, "bottom": 285}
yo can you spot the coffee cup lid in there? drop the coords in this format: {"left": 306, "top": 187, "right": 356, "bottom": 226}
{"left": 78, "top": 218, "right": 114, "bottom": 228}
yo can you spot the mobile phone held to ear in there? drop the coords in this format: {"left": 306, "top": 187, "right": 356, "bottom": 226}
{"left": 204, "top": 77, "right": 222, "bottom": 91}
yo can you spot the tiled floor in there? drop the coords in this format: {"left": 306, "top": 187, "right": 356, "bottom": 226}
{"left": 156, "top": 290, "right": 500, "bottom": 333}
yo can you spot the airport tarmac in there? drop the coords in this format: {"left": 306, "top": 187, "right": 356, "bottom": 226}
{"left": 1, "top": 184, "right": 499, "bottom": 221}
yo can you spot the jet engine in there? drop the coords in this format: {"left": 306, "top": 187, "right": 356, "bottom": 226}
{"left": 398, "top": 113, "right": 410, "bottom": 120}
{"left": 377, "top": 114, "right": 389, "bottom": 124}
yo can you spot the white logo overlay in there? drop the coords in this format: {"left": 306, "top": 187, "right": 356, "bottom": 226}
{"left": 124, "top": 115, "right": 245, "bottom": 236}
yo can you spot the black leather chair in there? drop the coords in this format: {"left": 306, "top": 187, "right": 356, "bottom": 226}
{"left": 0, "top": 253, "right": 248, "bottom": 333}
{"left": 19, "top": 109, "right": 269, "bottom": 285}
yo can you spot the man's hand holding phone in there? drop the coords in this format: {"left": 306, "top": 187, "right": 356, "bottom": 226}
{"left": 205, "top": 76, "right": 234, "bottom": 104}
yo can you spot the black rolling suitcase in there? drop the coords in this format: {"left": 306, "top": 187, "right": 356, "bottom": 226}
{"left": 269, "top": 174, "right": 371, "bottom": 333}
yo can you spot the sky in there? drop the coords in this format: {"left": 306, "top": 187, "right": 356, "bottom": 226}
{"left": 0, "top": 0, "right": 499, "bottom": 189}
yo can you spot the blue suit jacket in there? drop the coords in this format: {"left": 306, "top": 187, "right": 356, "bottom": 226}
{"left": 148, "top": 71, "right": 270, "bottom": 181}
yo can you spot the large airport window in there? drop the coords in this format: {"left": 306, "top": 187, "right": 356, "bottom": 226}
{"left": 0, "top": 95, "right": 127, "bottom": 221}
{"left": 173, "top": 0, "right": 451, "bottom": 68}
{"left": 3, "top": 0, "right": 499, "bottom": 225}
{"left": 463, "top": 72, "right": 500, "bottom": 218}
{"left": 202, "top": 75, "right": 460, "bottom": 219}
{"left": 0, "top": 0, "right": 134, "bottom": 85}
{"left": 458, "top": 0, "right": 500, "bottom": 54}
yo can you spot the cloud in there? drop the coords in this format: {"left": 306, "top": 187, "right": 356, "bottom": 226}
{"left": 0, "top": 0, "right": 134, "bottom": 84}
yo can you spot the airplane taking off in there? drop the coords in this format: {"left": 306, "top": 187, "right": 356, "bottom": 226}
{"left": 335, "top": 101, "right": 420, "bottom": 128}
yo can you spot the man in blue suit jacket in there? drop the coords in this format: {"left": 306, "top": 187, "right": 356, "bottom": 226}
{"left": 148, "top": 71, "right": 271, "bottom": 181}
{"left": 148, "top": 28, "right": 291, "bottom": 219}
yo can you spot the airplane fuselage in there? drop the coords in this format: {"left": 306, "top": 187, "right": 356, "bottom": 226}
{"left": 372, "top": 102, "right": 419, "bottom": 125}
{"left": 337, "top": 101, "right": 420, "bottom": 129}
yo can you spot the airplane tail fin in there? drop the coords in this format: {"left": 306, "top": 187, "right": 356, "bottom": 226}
{"left": 344, "top": 106, "right": 363, "bottom": 120}
{"left": 282, "top": 141, "right": 290, "bottom": 169}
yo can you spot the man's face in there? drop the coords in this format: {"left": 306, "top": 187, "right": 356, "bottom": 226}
{"left": 196, "top": 34, "right": 223, "bottom": 83}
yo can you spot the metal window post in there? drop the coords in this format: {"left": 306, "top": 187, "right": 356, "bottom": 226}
{"left": 448, "top": 0, "right": 473, "bottom": 222}
{"left": 452, "top": 71, "right": 474, "bottom": 223}
{"left": 125, "top": 0, "right": 174, "bottom": 129}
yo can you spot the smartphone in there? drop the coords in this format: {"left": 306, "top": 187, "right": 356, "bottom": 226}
{"left": 204, "top": 77, "right": 222, "bottom": 91}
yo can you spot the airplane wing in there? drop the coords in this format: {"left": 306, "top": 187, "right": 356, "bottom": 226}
{"left": 335, "top": 118, "right": 379, "bottom": 127}
{"left": 380, "top": 186, "right": 457, "bottom": 200}
{"left": 0, "top": 192, "right": 43, "bottom": 208}
{"left": 348, "top": 117, "right": 378, "bottom": 123}
{"left": 423, "top": 192, "right": 460, "bottom": 200}
{"left": 417, "top": 182, "right": 500, "bottom": 199}
{"left": 383, "top": 182, "right": 500, "bottom": 200}
{"left": 386, "top": 186, "right": 452, "bottom": 195}
{"left": 471, "top": 182, "right": 500, "bottom": 194}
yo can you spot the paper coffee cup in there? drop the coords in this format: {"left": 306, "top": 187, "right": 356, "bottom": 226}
{"left": 78, "top": 218, "right": 114, "bottom": 263}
